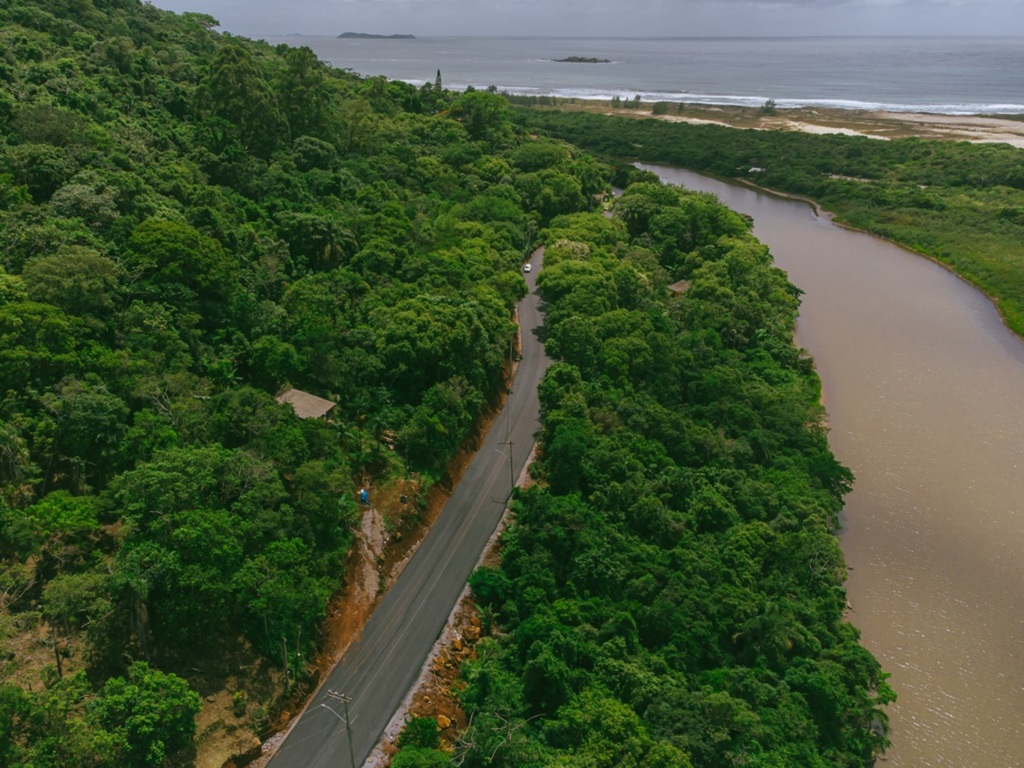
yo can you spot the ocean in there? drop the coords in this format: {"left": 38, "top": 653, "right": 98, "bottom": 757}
{"left": 261, "top": 36, "right": 1024, "bottom": 116}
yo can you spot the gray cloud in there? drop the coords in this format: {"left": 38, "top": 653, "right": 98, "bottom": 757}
{"left": 150, "top": 0, "right": 1024, "bottom": 37}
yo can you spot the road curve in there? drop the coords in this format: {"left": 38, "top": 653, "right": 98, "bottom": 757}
{"left": 267, "top": 247, "right": 551, "bottom": 768}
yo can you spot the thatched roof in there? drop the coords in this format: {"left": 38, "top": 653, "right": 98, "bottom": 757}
{"left": 276, "top": 388, "right": 337, "bottom": 420}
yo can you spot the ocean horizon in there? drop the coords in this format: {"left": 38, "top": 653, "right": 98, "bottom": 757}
{"left": 262, "top": 35, "right": 1024, "bottom": 116}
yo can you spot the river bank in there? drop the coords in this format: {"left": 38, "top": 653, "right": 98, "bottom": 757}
{"left": 643, "top": 163, "right": 1024, "bottom": 767}
{"left": 522, "top": 105, "right": 1024, "bottom": 340}
{"left": 719, "top": 176, "right": 1008, "bottom": 329}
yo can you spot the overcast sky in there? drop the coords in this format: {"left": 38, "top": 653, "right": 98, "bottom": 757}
{"left": 149, "top": 0, "right": 1023, "bottom": 38}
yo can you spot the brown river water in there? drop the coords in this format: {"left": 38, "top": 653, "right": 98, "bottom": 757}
{"left": 642, "top": 164, "right": 1024, "bottom": 767}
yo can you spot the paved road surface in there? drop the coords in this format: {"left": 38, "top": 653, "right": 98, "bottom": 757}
{"left": 267, "top": 247, "right": 550, "bottom": 768}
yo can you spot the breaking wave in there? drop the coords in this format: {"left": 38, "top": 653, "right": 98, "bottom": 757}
{"left": 447, "top": 83, "right": 1024, "bottom": 116}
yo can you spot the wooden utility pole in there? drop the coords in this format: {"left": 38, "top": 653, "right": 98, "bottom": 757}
{"left": 282, "top": 635, "right": 289, "bottom": 688}
{"left": 505, "top": 331, "right": 516, "bottom": 496}
{"left": 324, "top": 689, "right": 356, "bottom": 768}
{"left": 504, "top": 393, "right": 515, "bottom": 495}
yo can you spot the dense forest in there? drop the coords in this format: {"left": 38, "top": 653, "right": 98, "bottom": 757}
{"left": 0, "top": 0, "right": 606, "bottom": 763}
{"left": 0, "top": 1, "right": 891, "bottom": 766}
{"left": 522, "top": 109, "right": 1024, "bottom": 335}
{"left": 396, "top": 179, "right": 895, "bottom": 768}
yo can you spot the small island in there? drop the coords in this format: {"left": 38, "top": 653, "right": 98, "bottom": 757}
{"left": 338, "top": 32, "right": 416, "bottom": 39}
{"left": 552, "top": 56, "right": 611, "bottom": 63}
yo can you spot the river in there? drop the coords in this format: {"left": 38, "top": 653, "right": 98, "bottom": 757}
{"left": 641, "top": 164, "right": 1024, "bottom": 767}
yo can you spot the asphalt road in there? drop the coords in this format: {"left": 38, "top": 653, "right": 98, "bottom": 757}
{"left": 267, "top": 247, "right": 550, "bottom": 768}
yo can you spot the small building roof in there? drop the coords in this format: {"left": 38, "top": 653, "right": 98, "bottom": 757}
{"left": 668, "top": 279, "right": 691, "bottom": 296}
{"left": 276, "top": 388, "right": 337, "bottom": 420}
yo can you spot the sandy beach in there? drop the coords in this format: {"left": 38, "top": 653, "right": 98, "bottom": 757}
{"left": 581, "top": 102, "right": 1024, "bottom": 148}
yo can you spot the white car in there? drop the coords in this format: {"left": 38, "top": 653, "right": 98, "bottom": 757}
{"left": 523, "top": 263, "right": 532, "bottom": 273}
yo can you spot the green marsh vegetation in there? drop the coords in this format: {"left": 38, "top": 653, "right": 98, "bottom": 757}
{"left": 521, "top": 109, "right": 1024, "bottom": 335}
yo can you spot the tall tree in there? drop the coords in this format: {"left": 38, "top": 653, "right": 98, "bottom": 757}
{"left": 194, "top": 44, "right": 289, "bottom": 158}
{"left": 278, "top": 46, "right": 330, "bottom": 140}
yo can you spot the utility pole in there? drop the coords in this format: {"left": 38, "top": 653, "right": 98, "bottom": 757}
{"left": 324, "top": 689, "right": 356, "bottom": 768}
{"left": 505, "top": 394, "right": 514, "bottom": 496}
{"left": 505, "top": 331, "right": 516, "bottom": 496}
{"left": 282, "top": 635, "right": 289, "bottom": 689}
{"left": 503, "top": 435, "right": 515, "bottom": 494}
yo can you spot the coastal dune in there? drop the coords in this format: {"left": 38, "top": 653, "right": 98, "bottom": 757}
{"left": 599, "top": 103, "right": 1024, "bottom": 147}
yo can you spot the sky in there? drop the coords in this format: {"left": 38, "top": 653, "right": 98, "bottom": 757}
{"left": 149, "top": 0, "right": 1024, "bottom": 39}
